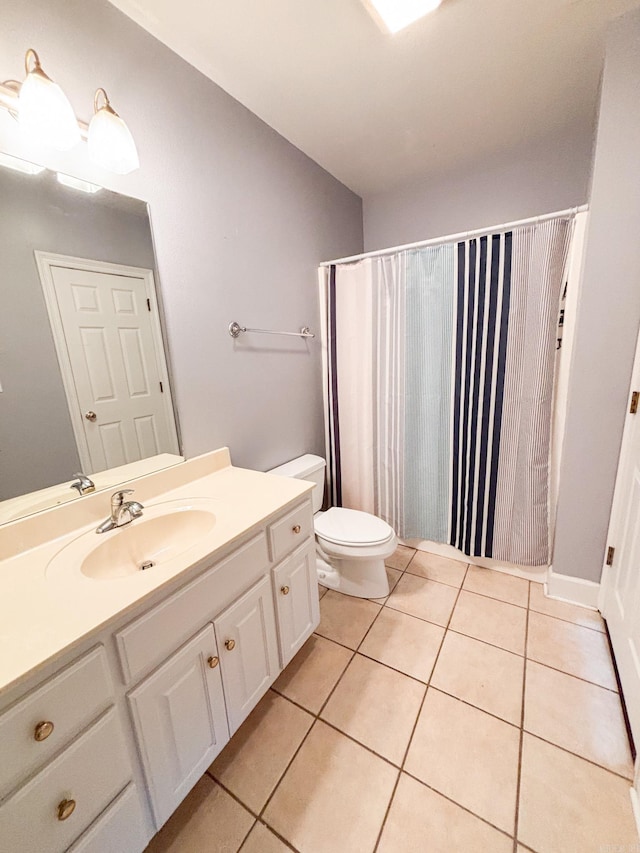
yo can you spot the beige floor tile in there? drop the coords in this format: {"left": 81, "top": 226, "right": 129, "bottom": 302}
{"left": 316, "top": 590, "right": 381, "bottom": 649}
{"left": 450, "top": 591, "right": 527, "bottom": 654}
{"left": 524, "top": 661, "right": 633, "bottom": 778}
{"left": 387, "top": 573, "right": 458, "bottom": 627}
{"left": 321, "top": 654, "right": 425, "bottom": 764}
{"left": 240, "top": 821, "right": 290, "bottom": 853}
{"left": 431, "top": 630, "right": 524, "bottom": 724}
{"left": 370, "top": 565, "right": 403, "bottom": 603}
{"left": 529, "top": 583, "right": 605, "bottom": 632}
{"left": 405, "top": 689, "right": 519, "bottom": 833}
{"left": 527, "top": 611, "right": 617, "bottom": 690}
{"left": 146, "top": 775, "right": 254, "bottom": 853}
{"left": 405, "top": 550, "right": 468, "bottom": 587}
{"left": 386, "top": 544, "right": 415, "bottom": 570}
{"left": 359, "top": 607, "right": 445, "bottom": 682}
{"left": 463, "top": 565, "right": 529, "bottom": 607}
{"left": 518, "top": 733, "right": 638, "bottom": 853}
{"left": 272, "top": 634, "right": 352, "bottom": 714}
{"left": 378, "top": 773, "right": 512, "bottom": 853}
{"left": 209, "top": 691, "right": 313, "bottom": 813}
{"left": 318, "top": 585, "right": 328, "bottom": 599}
{"left": 263, "top": 721, "right": 398, "bottom": 853}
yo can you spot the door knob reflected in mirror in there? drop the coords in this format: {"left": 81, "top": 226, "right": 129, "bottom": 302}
{"left": 85, "top": 411, "right": 97, "bottom": 422}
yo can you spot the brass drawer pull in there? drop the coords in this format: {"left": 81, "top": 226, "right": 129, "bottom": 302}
{"left": 281, "top": 585, "right": 290, "bottom": 595}
{"left": 292, "top": 524, "right": 301, "bottom": 534}
{"left": 225, "top": 639, "right": 236, "bottom": 651}
{"left": 34, "top": 720, "right": 54, "bottom": 742}
{"left": 57, "top": 798, "right": 76, "bottom": 821}
{"left": 207, "top": 655, "right": 219, "bottom": 668}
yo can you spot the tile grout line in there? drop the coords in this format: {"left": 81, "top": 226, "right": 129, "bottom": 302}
{"left": 512, "top": 579, "right": 531, "bottom": 853}
{"left": 373, "top": 554, "right": 498, "bottom": 853}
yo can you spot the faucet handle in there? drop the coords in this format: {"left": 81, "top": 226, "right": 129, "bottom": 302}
{"left": 111, "top": 489, "right": 134, "bottom": 506}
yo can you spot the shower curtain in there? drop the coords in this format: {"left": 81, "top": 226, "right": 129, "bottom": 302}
{"left": 320, "top": 217, "right": 573, "bottom": 566}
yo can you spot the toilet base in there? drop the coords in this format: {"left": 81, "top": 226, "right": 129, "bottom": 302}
{"left": 316, "top": 552, "right": 390, "bottom": 599}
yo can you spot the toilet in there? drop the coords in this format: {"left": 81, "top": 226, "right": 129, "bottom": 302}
{"left": 268, "top": 454, "right": 397, "bottom": 599}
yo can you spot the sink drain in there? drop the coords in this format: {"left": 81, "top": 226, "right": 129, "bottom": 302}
{"left": 140, "top": 560, "right": 155, "bottom": 571}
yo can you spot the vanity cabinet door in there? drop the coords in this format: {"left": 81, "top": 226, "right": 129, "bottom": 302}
{"left": 128, "top": 624, "right": 229, "bottom": 829}
{"left": 214, "top": 575, "right": 280, "bottom": 734}
{"left": 273, "top": 542, "right": 320, "bottom": 667}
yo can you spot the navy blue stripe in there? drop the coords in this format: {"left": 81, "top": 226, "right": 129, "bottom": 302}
{"left": 449, "top": 242, "right": 466, "bottom": 546}
{"left": 328, "top": 265, "right": 342, "bottom": 506}
{"left": 485, "top": 232, "right": 513, "bottom": 555}
{"left": 464, "top": 236, "right": 488, "bottom": 554}
{"left": 474, "top": 234, "right": 502, "bottom": 554}
{"left": 457, "top": 239, "right": 477, "bottom": 550}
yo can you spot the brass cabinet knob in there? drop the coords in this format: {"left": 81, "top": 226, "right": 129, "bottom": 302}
{"left": 84, "top": 411, "right": 97, "bottom": 422}
{"left": 57, "top": 798, "right": 76, "bottom": 821}
{"left": 34, "top": 721, "right": 54, "bottom": 742}
{"left": 225, "top": 639, "right": 236, "bottom": 651}
{"left": 281, "top": 585, "right": 290, "bottom": 595}
{"left": 292, "top": 524, "right": 301, "bottom": 534}
{"left": 207, "top": 655, "right": 219, "bottom": 668}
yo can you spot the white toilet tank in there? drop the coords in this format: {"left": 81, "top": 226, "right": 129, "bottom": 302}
{"left": 268, "top": 454, "right": 326, "bottom": 514}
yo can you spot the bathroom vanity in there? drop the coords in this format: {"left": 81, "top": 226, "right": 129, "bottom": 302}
{"left": 0, "top": 449, "right": 319, "bottom": 852}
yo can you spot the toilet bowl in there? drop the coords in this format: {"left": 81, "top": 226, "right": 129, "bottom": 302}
{"left": 268, "top": 455, "right": 397, "bottom": 599}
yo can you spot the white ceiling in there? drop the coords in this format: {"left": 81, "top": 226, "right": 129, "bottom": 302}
{"left": 108, "top": 0, "right": 640, "bottom": 197}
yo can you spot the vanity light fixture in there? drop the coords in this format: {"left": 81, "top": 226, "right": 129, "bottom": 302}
{"left": 17, "top": 49, "right": 81, "bottom": 150}
{"left": 88, "top": 88, "right": 139, "bottom": 175}
{"left": 362, "top": 0, "right": 443, "bottom": 33}
{"left": 0, "top": 49, "right": 140, "bottom": 174}
{"left": 56, "top": 172, "right": 101, "bottom": 194}
{"left": 0, "top": 151, "right": 45, "bottom": 175}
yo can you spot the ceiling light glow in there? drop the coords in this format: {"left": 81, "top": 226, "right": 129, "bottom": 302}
{"left": 0, "top": 152, "right": 45, "bottom": 175}
{"left": 362, "top": 0, "right": 442, "bottom": 34}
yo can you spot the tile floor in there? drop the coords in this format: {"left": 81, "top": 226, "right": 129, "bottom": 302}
{"left": 146, "top": 545, "right": 638, "bottom": 853}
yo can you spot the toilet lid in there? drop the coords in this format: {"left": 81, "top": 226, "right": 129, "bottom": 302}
{"left": 315, "top": 507, "right": 393, "bottom": 546}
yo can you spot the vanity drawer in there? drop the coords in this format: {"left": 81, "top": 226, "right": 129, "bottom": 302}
{"left": 269, "top": 501, "right": 313, "bottom": 563}
{"left": 0, "top": 709, "right": 131, "bottom": 853}
{"left": 67, "top": 784, "right": 148, "bottom": 853}
{"left": 117, "top": 532, "right": 269, "bottom": 684}
{"left": 0, "top": 646, "right": 113, "bottom": 798}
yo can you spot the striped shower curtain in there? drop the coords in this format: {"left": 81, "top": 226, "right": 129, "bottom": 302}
{"left": 320, "top": 218, "right": 573, "bottom": 566}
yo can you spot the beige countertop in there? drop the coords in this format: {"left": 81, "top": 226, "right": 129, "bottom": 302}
{"left": 0, "top": 449, "right": 312, "bottom": 697}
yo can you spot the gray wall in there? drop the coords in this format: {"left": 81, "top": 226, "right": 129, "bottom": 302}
{"left": 0, "top": 168, "right": 157, "bottom": 499}
{"left": 362, "top": 120, "right": 595, "bottom": 250}
{"left": 553, "top": 8, "right": 640, "bottom": 583}
{"left": 0, "top": 0, "right": 363, "bottom": 476}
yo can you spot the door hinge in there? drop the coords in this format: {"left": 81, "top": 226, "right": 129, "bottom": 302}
{"left": 159, "top": 381, "right": 164, "bottom": 393}
{"left": 606, "top": 546, "right": 615, "bottom": 566}
{"left": 146, "top": 298, "right": 151, "bottom": 312}
{"left": 630, "top": 391, "right": 639, "bottom": 414}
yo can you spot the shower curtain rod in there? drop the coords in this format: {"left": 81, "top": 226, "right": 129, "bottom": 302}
{"left": 319, "top": 204, "right": 589, "bottom": 267}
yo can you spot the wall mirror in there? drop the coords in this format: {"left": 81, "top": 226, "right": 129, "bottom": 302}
{"left": 0, "top": 152, "right": 182, "bottom": 524}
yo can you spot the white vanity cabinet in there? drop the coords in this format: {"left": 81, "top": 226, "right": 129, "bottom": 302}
{"left": 273, "top": 541, "right": 320, "bottom": 666}
{"left": 213, "top": 575, "right": 280, "bottom": 734}
{"left": 0, "top": 647, "right": 140, "bottom": 853}
{"left": 128, "top": 624, "right": 229, "bottom": 827}
{"left": 0, "top": 493, "right": 319, "bottom": 852}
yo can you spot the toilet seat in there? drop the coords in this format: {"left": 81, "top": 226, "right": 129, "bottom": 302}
{"left": 314, "top": 507, "right": 394, "bottom": 547}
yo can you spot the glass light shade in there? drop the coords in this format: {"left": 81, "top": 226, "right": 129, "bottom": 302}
{"left": 88, "top": 106, "right": 139, "bottom": 175}
{"left": 18, "top": 70, "right": 81, "bottom": 151}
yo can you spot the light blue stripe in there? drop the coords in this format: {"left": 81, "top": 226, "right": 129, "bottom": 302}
{"left": 402, "top": 244, "right": 455, "bottom": 540}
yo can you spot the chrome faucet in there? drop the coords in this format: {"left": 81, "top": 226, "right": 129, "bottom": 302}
{"left": 70, "top": 472, "right": 95, "bottom": 495}
{"left": 96, "top": 489, "right": 144, "bottom": 534}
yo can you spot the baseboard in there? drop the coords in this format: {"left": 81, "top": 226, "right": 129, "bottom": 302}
{"left": 546, "top": 568, "right": 600, "bottom": 610}
{"left": 630, "top": 784, "right": 640, "bottom": 842}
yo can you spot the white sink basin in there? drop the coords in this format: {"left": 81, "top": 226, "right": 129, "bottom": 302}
{"left": 47, "top": 499, "right": 218, "bottom": 581}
